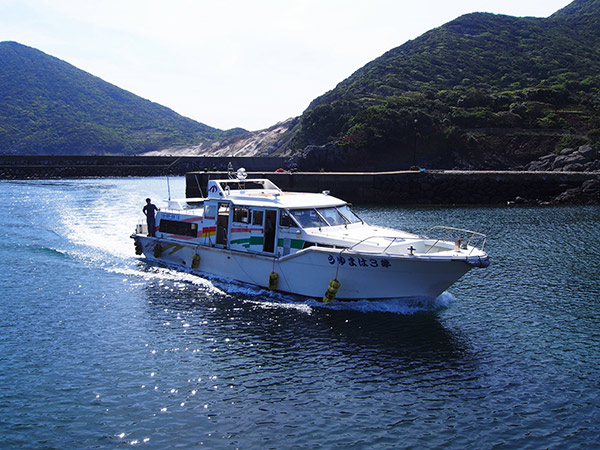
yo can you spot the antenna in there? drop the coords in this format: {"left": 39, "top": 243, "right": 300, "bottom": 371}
{"left": 166, "top": 175, "right": 172, "bottom": 200}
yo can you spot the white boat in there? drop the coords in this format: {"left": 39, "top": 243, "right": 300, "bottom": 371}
{"left": 131, "top": 169, "right": 489, "bottom": 301}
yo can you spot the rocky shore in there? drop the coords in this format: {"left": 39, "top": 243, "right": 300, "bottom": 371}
{"left": 1, "top": 155, "right": 598, "bottom": 205}
{"left": 520, "top": 145, "right": 600, "bottom": 204}
{"left": 526, "top": 145, "right": 600, "bottom": 172}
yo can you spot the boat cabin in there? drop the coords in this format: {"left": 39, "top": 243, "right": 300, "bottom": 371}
{"left": 154, "top": 178, "right": 364, "bottom": 257}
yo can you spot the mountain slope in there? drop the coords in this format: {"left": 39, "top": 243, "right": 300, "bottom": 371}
{"left": 0, "top": 41, "right": 244, "bottom": 155}
{"left": 283, "top": 0, "right": 600, "bottom": 170}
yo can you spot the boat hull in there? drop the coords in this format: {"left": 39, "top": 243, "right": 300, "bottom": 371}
{"left": 134, "top": 235, "right": 478, "bottom": 300}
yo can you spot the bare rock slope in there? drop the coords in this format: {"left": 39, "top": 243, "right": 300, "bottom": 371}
{"left": 142, "top": 118, "right": 297, "bottom": 157}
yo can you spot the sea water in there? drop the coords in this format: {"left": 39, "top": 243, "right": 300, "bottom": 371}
{"left": 0, "top": 177, "right": 599, "bottom": 449}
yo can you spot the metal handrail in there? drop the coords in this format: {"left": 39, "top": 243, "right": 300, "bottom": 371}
{"left": 337, "top": 226, "right": 486, "bottom": 257}
{"left": 323, "top": 227, "right": 487, "bottom": 279}
{"left": 421, "top": 226, "right": 487, "bottom": 252}
{"left": 342, "top": 235, "right": 407, "bottom": 255}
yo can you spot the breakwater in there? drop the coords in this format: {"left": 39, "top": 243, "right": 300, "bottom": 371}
{"left": 0, "top": 155, "right": 287, "bottom": 179}
{"left": 2, "top": 155, "right": 597, "bottom": 204}
{"left": 186, "top": 170, "right": 600, "bottom": 205}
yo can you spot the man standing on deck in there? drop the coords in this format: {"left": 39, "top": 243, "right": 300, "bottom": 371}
{"left": 143, "top": 198, "right": 159, "bottom": 237}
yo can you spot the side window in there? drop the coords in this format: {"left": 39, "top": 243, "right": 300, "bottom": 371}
{"left": 159, "top": 219, "right": 198, "bottom": 237}
{"left": 252, "top": 210, "right": 264, "bottom": 226}
{"left": 280, "top": 210, "right": 297, "bottom": 228}
{"left": 204, "top": 204, "right": 216, "bottom": 220}
{"left": 233, "top": 206, "right": 250, "bottom": 223}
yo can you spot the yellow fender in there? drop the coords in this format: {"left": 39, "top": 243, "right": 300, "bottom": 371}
{"left": 323, "top": 279, "right": 341, "bottom": 303}
{"left": 191, "top": 253, "right": 200, "bottom": 269}
{"left": 268, "top": 272, "right": 279, "bottom": 290}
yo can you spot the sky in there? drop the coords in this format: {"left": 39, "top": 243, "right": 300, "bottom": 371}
{"left": 1, "top": 0, "right": 573, "bottom": 131}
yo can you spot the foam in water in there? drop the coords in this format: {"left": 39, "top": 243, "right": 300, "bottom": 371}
{"left": 55, "top": 180, "right": 458, "bottom": 316}
{"left": 106, "top": 265, "right": 227, "bottom": 296}
{"left": 112, "top": 258, "right": 456, "bottom": 315}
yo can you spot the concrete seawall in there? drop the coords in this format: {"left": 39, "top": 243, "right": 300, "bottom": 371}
{"left": 1, "top": 155, "right": 597, "bottom": 204}
{"left": 186, "top": 170, "right": 600, "bottom": 205}
{"left": 0, "top": 155, "right": 287, "bottom": 179}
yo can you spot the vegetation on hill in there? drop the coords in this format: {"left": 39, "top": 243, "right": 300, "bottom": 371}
{"left": 287, "top": 0, "right": 600, "bottom": 170}
{"left": 2, "top": 0, "right": 599, "bottom": 168}
{"left": 0, "top": 41, "right": 244, "bottom": 155}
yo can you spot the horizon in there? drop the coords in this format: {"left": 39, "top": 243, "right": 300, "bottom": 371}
{"left": 1, "top": 0, "right": 572, "bottom": 132}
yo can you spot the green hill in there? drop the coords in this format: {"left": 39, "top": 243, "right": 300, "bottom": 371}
{"left": 0, "top": 41, "right": 244, "bottom": 155}
{"left": 287, "top": 0, "right": 600, "bottom": 170}
{"left": 2, "top": 0, "right": 600, "bottom": 167}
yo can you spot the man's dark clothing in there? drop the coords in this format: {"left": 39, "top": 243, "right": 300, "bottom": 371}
{"left": 143, "top": 203, "right": 159, "bottom": 236}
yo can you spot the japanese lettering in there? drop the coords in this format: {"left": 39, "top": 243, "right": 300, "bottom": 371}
{"left": 327, "top": 255, "right": 391, "bottom": 269}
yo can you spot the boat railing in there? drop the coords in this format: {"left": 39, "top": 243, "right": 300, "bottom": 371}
{"left": 420, "top": 226, "right": 487, "bottom": 254}
{"left": 341, "top": 236, "right": 412, "bottom": 256}
{"left": 338, "top": 226, "right": 486, "bottom": 257}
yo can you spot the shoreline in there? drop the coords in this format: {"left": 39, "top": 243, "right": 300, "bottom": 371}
{"left": 1, "top": 155, "right": 598, "bottom": 205}
{"left": 187, "top": 170, "right": 600, "bottom": 206}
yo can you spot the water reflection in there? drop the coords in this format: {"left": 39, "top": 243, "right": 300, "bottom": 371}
{"left": 139, "top": 271, "right": 476, "bottom": 381}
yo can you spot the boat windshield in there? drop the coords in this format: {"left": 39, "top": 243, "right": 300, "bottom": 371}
{"left": 289, "top": 209, "right": 328, "bottom": 228}
{"left": 316, "top": 207, "right": 347, "bottom": 226}
{"left": 337, "top": 205, "right": 362, "bottom": 223}
{"left": 289, "top": 205, "right": 362, "bottom": 228}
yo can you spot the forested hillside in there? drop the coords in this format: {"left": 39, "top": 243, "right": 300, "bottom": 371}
{"left": 0, "top": 41, "right": 244, "bottom": 155}
{"left": 2, "top": 0, "right": 599, "bottom": 168}
{"left": 287, "top": 0, "right": 600, "bottom": 170}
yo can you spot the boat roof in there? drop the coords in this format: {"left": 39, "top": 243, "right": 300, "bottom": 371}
{"left": 206, "top": 178, "right": 346, "bottom": 209}
{"left": 165, "top": 197, "right": 205, "bottom": 211}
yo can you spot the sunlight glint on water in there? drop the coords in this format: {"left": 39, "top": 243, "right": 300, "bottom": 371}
{"left": 0, "top": 177, "right": 598, "bottom": 449}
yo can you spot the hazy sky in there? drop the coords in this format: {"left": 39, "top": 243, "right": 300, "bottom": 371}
{"left": 2, "top": 0, "right": 572, "bottom": 131}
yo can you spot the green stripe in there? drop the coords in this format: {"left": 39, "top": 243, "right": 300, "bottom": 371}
{"left": 231, "top": 236, "right": 264, "bottom": 249}
{"left": 277, "top": 238, "right": 305, "bottom": 249}
{"left": 231, "top": 236, "right": 303, "bottom": 249}
{"left": 249, "top": 236, "right": 264, "bottom": 246}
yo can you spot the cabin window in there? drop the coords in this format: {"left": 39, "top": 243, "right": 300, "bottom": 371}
{"left": 252, "top": 210, "right": 264, "bottom": 226}
{"left": 204, "top": 204, "right": 216, "bottom": 219}
{"left": 159, "top": 219, "right": 198, "bottom": 237}
{"left": 280, "top": 210, "right": 298, "bottom": 228}
{"left": 316, "top": 207, "right": 347, "bottom": 226}
{"left": 233, "top": 206, "right": 250, "bottom": 223}
{"left": 337, "top": 205, "right": 362, "bottom": 223}
{"left": 290, "top": 209, "right": 328, "bottom": 228}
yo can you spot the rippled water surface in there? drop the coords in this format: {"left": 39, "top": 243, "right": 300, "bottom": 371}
{"left": 1, "top": 177, "right": 599, "bottom": 449}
